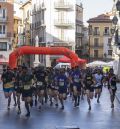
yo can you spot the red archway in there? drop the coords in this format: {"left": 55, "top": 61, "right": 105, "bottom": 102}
{"left": 9, "top": 46, "right": 78, "bottom": 69}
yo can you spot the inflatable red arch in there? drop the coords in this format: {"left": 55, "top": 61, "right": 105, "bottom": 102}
{"left": 9, "top": 46, "right": 79, "bottom": 69}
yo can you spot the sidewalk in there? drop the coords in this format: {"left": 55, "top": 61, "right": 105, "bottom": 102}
{"left": 116, "top": 83, "right": 120, "bottom": 103}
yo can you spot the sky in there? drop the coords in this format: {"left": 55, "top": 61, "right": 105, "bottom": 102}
{"left": 81, "top": 0, "right": 114, "bottom": 25}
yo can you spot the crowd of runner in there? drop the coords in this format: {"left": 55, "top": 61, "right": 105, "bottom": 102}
{"left": 1, "top": 65, "right": 117, "bottom": 117}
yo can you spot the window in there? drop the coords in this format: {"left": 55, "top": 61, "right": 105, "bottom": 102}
{"left": 3, "top": 25, "right": 5, "bottom": 34}
{"left": 0, "top": 25, "right": 6, "bottom": 34}
{"left": 108, "top": 38, "right": 112, "bottom": 46}
{"left": 94, "top": 27, "right": 99, "bottom": 35}
{"left": 0, "top": 8, "right": 6, "bottom": 18}
{"left": 94, "top": 50, "right": 98, "bottom": 58}
{"left": 0, "top": 42, "right": 7, "bottom": 51}
{"left": 108, "top": 50, "right": 112, "bottom": 56}
{"left": 104, "top": 27, "right": 109, "bottom": 34}
{"left": 94, "top": 38, "right": 99, "bottom": 46}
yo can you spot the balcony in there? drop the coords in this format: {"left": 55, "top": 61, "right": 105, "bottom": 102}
{"left": 90, "top": 44, "right": 103, "bottom": 49}
{"left": 0, "top": 17, "right": 8, "bottom": 23}
{"left": 76, "top": 32, "right": 84, "bottom": 37}
{"left": 54, "top": 2, "right": 73, "bottom": 10}
{"left": 103, "top": 32, "right": 110, "bottom": 36}
{"left": 54, "top": 19, "right": 73, "bottom": 28}
{"left": 107, "top": 44, "right": 112, "bottom": 49}
{"left": 93, "top": 31, "right": 100, "bottom": 36}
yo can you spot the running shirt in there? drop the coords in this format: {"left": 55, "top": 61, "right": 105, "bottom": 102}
{"left": 21, "top": 73, "right": 33, "bottom": 90}
{"left": 109, "top": 74, "right": 117, "bottom": 90}
{"left": 94, "top": 73, "right": 103, "bottom": 87}
{"left": 1, "top": 71, "right": 15, "bottom": 88}
{"left": 35, "top": 70, "right": 46, "bottom": 87}
{"left": 57, "top": 74, "right": 67, "bottom": 88}
{"left": 72, "top": 70, "right": 81, "bottom": 86}
{"left": 85, "top": 74, "right": 93, "bottom": 88}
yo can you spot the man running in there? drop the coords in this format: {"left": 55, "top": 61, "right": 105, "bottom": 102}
{"left": 71, "top": 66, "right": 82, "bottom": 107}
{"left": 57, "top": 68, "right": 68, "bottom": 110}
{"left": 108, "top": 68, "right": 117, "bottom": 108}
{"left": 21, "top": 66, "right": 33, "bottom": 117}
{"left": 84, "top": 68, "right": 94, "bottom": 110}
{"left": 94, "top": 69, "right": 103, "bottom": 103}
{"left": 34, "top": 65, "right": 46, "bottom": 109}
{"left": 1, "top": 66, "right": 15, "bottom": 110}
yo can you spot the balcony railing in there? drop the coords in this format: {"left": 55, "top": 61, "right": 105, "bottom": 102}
{"left": 93, "top": 31, "right": 100, "bottom": 36}
{"left": 54, "top": 2, "right": 73, "bottom": 10}
{"left": 76, "top": 32, "right": 84, "bottom": 37}
{"left": 54, "top": 19, "right": 73, "bottom": 27}
{"left": 103, "top": 32, "right": 110, "bottom": 36}
{"left": 0, "top": 17, "right": 8, "bottom": 23}
{"left": 90, "top": 44, "right": 103, "bottom": 48}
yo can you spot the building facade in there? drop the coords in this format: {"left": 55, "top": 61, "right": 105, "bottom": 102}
{"left": 87, "top": 14, "right": 113, "bottom": 62}
{"left": 0, "top": 0, "right": 14, "bottom": 69}
{"left": 31, "top": 0, "right": 83, "bottom": 67}
{"left": 75, "top": 3, "right": 84, "bottom": 58}
{"left": 16, "top": 0, "right": 32, "bottom": 66}
{"left": 13, "top": 1, "right": 23, "bottom": 49}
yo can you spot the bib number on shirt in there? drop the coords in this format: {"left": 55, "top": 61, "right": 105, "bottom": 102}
{"left": 37, "top": 82, "right": 43, "bottom": 86}
{"left": 24, "top": 85, "right": 31, "bottom": 90}
{"left": 59, "top": 82, "right": 64, "bottom": 87}
{"left": 74, "top": 79, "right": 79, "bottom": 83}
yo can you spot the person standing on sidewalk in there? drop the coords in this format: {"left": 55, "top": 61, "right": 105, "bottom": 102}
{"left": 108, "top": 68, "right": 117, "bottom": 108}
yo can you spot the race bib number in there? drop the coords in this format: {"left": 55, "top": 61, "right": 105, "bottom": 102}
{"left": 74, "top": 79, "right": 79, "bottom": 83}
{"left": 24, "top": 85, "right": 31, "bottom": 90}
{"left": 37, "top": 82, "right": 43, "bottom": 86}
{"left": 59, "top": 81, "right": 64, "bottom": 87}
{"left": 4, "top": 82, "right": 13, "bottom": 88}
{"left": 95, "top": 83, "right": 101, "bottom": 87}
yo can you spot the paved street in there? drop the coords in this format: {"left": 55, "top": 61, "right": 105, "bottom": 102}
{"left": 0, "top": 83, "right": 120, "bottom": 129}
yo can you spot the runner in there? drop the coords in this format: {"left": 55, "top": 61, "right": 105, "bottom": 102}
{"left": 15, "top": 65, "right": 23, "bottom": 114}
{"left": 21, "top": 66, "right": 33, "bottom": 117}
{"left": 34, "top": 65, "right": 46, "bottom": 109}
{"left": 47, "top": 68, "right": 59, "bottom": 107}
{"left": 84, "top": 68, "right": 94, "bottom": 110}
{"left": 1, "top": 66, "right": 15, "bottom": 110}
{"left": 108, "top": 68, "right": 117, "bottom": 108}
{"left": 57, "top": 68, "right": 68, "bottom": 110}
{"left": 94, "top": 69, "right": 103, "bottom": 103}
{"left": 71, "top": 66, "right": 82, "bottom": 107}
